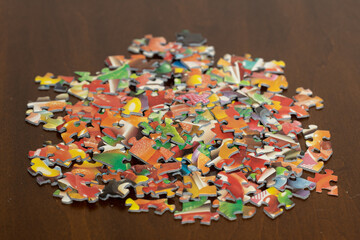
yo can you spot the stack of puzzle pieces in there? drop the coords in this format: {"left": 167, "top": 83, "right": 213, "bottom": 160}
{"left": 26, "top": 30, "right": 338, "bottom": 224}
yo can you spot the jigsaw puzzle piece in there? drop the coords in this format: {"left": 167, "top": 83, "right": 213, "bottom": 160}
{"left": 221, "top": 147, "right": 247, "bottom": 172}
{"left": 305, "top": 130, "right": 331, "bottom": 150}
{"left": 131, "top": 35, "right": 173, "bottom": 58}
{"left": 307, "top": 169, "right": 338, "bottom": 196}
{"left": 234, "top": 128, "right": 262, "bottom": 152}
{"left": 35, "top": 72, "right": 62, "bottom": 90}
{"left": 58, "top": 118, "right": 89, "bottom": 144}
{"left": 99, "top": 179, "right": 134, "bottom": 200}
{"left": 215, "top": 171, "right": 256, "bottom": 202}
{"left": 253, "top": 106, "right": 281, "bottom": 131}
{"left": 263, "top": 132, "right": 300, "bottom": 150}
{"left": 25, "top": 110, "right": 64, "bottom": 131}
{"left": 83, "top": 79, "right": 110, "bottom": 93}
{"left": 125, "top": 198, "right": 175, "bottom": 214}
{"left": 175, "top": 197, "right": 219, "bottom": 225}
{"left": 251, "top": 187, "right": 294, "bottom": 219}
{"left": 155, "top": 118, "right": 185, "bottom": 145}
{"left": 28, "top": 158, "right": 62, "bottom": 185}
{"left": 57, "top": 172, "right": 102, "bottom": 202}
{"left": 96, "top": 64, "right": 131, "bottom": 82}
{"left": 298, "top": 141, "right": 333, "bottom": 173}
{"left": 182, "top": 171, "right": 217, "bottom": 200}
{"left": 53, "top": 189, "right": 74, "bottom": 204}
{"left": 280, "top": 120, "right": 303, "bottom": 135}
{"left": 293, "top": 88, "right": 324, "bottom": 109}
{"left": 102, "top": 168, "right": 149, "bottom": 185}
{"left": 27, "top": 93, "right": 68, "bottom": 113}
{"left": 255, "top": 167, "right": 288, "bottom": 190}
{"left": 92, "top": 151, "right": 131, "bottom": 172}
{"left": 68, "top": 81, "right": 89, "bottom": 99}
{"left": 49, "top": 143, "right": 89, "bottom": 167}
{"left": 242, "top": 154, "right": 269, "bottom": 172}
{"left": 262, "top": 194, "right": 284, "bottom": 219}
{"left": 28, "top": 144, "right": 57, "bottom": 159}
{"left": 136, "top": 180, "right": 182, "bottom": 198}
{"left": 71, "top": 161, "right": 103, "bottom": 180}
{"left": 271, "top": 157, "right": 303, "bottom": 177}
{"left": 176, "top": 30, "right": 207, "bottom": 46}
{"left": 286, "top": 177, "right": 316, "bottom": 199}
{"left": 186, "top": 150, "right": 211, "bottom": 175}
{"left": 206, "top": 138, "right": 238, "bottom": 170}
{"left": 250, "top": 73, "right": 288, "bottom": 93}
{"left": 128, "top": 136, "right": 174, "bottom": 165}
{"left": 213, "top": 199, "right": 256, "bottom": 220}
{"left": 91, "top": 93, "right": 127, "bottom": 111}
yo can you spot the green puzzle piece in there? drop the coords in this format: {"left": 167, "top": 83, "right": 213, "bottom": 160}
{"left": 155, "top": 139, "right": 172, "bottom": 150}
{"left": 197, "top": 141, "right": 211, "bottom": 157}
{"left": 156, "top": 62, "right": 172, "bottom": 74}
{"left": 178, "top": 134, "right": 193, "bottom": 150}
{"left": 75, "top": 71, "right": 95, "bottom": 82}
{"left": 175, "top": 196, "right": 208, "bottom": 214}
{"left": 101, "top": 136, "right": 124, "bottom": 146}
{"left": 234, "top": 106, "right": 253, "bottom": 119}
{"left": 139, "top": 122, "right": 154, "bottom": 135}
{"left": 97, "top": 64, "right": 130, "bottom": 82}
{"left": 217, "top": 199, "right": 251, "bottom": 220}
{"left": 148, "top": 111, "right": 166, "bottom": 123}
{"left": 277, "top": 189, "right": 294, "bottom": 209}
{"left": 75, "top": 64, "right": 130, "bottom": 83}
{"left": 156, "top": 118, "right": 185, "bottom": 145}
{"left": 93, "top": 152, "right": 131, "bottom": 172}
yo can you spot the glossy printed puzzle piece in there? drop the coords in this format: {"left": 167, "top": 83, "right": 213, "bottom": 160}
{"left": 206, "top": 138, "right": 238, "bottom": 170}
{"left": 92, "top": 151, "right": 131, "bottom": 172}
{"left": 175, "top": 197, "right": 219, "bottom": 225}
{"left": 293, "top": 89, "right": 324, "bottom": 109}
{"left": 35, "top": 72, "right": 62, "bottom": 90}
{"left": 27, "top": 94, "right": 68, "bottom": 113}
{"left": 213, "top": 199, "right": 256, "bottom": 220}
{"left": 305, "top": 130, "right": 331, "bottom": 150}
{"left": 58, "top": 118, "right": 89, "bottom": 144}
{"left": 25, "top": 110, "right": 64, "bottom": 131}
{"left": 126, "top": 198, "right": 175, "bottom": 214}
{"left": 28, "top": 158, "right": 62, "bottom": 185}
{"left": 250, "top": 187, "right": 294, "bottom": 219}
{"left": 215, "top": 171, "right": 257, "bottom": 202}
{"left": 307, "top": 169, "right": 338, "bottom": 196}
{"left": 286, "top": 177, "right": 316, "bottom": 199}
{"left": 182, "top": 171, "right": 217, "bottom": 200}
{"left": 298, "top": 141, "right": 333, "bottom": 173}
{"left": 99, "top": 179, "right": 134, "bottom": 200}
{"left": 129, "top": 136, "right": 174, "bottom": 165}
{"left": 250, "top": 74, "right": 288, "bottom": 93}
{"left": 176, "top": 30, "right": 207, "bottom": 46}
{"left": 57, "top": 172, "right": 102, "bottom": 202}
{"left": 136, "top": 180, "right": 184, "bottom": 198}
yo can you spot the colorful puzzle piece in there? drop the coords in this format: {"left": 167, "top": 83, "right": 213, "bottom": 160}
{"left": 307, "top": 169, "right": 338, "bottom": 196}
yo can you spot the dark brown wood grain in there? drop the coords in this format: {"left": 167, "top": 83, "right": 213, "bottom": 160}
{"left": 0, "top": 0, "right": 359, "bottom": 239}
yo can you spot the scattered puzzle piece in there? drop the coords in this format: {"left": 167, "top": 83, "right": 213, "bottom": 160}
{"left": 175, "top": 197, "right": 219, "bottom": 225}
{"left": 307, "top": 169, "right": 338, "bottom": 196}
{"left": 126, "top": 198, "right": 175, "bottom": 214}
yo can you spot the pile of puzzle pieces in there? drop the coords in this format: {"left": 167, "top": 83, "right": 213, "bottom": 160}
{"left": 26, "top": 30, "right": 338, "bottom": 224}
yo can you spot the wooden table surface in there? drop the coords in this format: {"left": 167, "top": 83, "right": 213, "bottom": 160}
{"left": 0, "top": 0, "right": 359, "bottom": 239}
